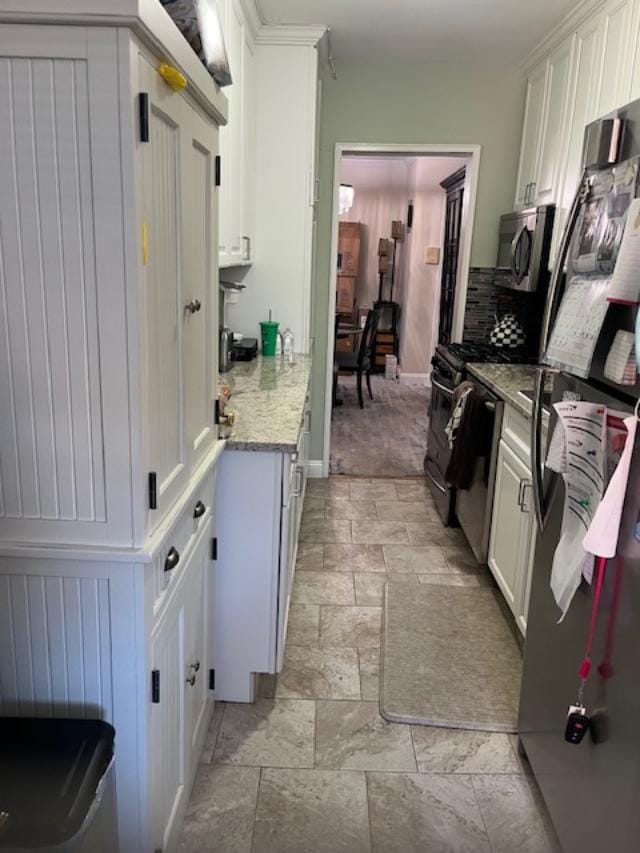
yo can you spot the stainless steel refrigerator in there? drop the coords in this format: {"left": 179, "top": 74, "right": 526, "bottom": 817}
{"left": 519, "top": 98, "right": 640, "bottom": 852}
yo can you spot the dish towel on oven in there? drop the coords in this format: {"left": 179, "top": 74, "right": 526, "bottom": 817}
{"left": 445, "top": 387, "right": 493, "bottom": 490}
{"left": 444, "top": 381, "right": 474, "bottom": 450}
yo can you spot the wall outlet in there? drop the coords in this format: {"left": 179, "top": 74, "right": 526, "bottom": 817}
{"left": 424, "top": 247, "right": 441, "bottom": 265}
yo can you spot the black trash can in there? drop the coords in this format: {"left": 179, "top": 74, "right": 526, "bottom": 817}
{"left": 0, "top": 718, "right": 118, "bottom": 852}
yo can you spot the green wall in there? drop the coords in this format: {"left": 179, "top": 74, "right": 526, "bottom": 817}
{"left": 310, "top": 59, "right": 526, "bottom": 463}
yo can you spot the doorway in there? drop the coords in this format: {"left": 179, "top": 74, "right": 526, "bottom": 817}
{"left": 324, "top": 145, "right": 480, "bottom": 478}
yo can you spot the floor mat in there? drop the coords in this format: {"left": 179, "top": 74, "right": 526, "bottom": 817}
{"left": 330, "top": 375, "right": 429, "bottom": 477}
{"left": 381, "top": 584, "right": 522, "bottom": 732}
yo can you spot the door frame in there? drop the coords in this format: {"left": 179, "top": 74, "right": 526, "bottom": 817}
{"left": 322, "top": 142, "right": 481, "bottom": 477}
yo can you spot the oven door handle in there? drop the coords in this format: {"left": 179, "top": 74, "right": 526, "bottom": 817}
{"left": 431, "top": 377, "right": 454, "bottom": 397}
{"left": 425, "top": 467, "right": 447, "bottom": 493}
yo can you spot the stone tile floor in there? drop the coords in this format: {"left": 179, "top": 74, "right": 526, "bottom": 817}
{"left": 178, "top": 477, "right": 560, "bottom": 853}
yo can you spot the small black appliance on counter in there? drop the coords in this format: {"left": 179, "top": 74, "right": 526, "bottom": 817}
{"left": 232, "top": 337, "right": 258, "bottom": 362}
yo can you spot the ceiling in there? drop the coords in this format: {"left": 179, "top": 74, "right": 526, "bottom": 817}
{"left": 257, "top": 0, "right": 583, "bottom": 64}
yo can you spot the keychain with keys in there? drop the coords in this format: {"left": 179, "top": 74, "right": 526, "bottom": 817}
{"left": 565, "top": 703, "right": 590, "bottom": 744}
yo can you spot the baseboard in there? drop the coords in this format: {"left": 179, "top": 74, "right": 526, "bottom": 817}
{"left": 399, "top": 372, "right": 430, "bottom": 386}
{"left": 307, "top": 460, "right": 325, "bottom": 478}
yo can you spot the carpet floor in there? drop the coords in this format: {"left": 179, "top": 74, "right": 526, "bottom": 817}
{"left": 330, "top": 375, "right": 429, "bottom": 478}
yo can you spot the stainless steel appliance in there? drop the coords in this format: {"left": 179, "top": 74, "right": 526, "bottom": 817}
{"left": 219, "top": 326, "right": 233, "bottom": 373}
{"left": 454, "top": 380, "right": 504, "bottom": 564}
{"left": 425, "top": 342, "right": 528, "bottom": 528}
{"left": 496, "top": 204, "right": 555, "bottom": 292}
{"left": 520, "top": 97, "right": 640, "bottom": 853}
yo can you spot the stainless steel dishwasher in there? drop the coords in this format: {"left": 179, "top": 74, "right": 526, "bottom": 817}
{"left": 454, "top": 381, "right": 504, "bottom": 564}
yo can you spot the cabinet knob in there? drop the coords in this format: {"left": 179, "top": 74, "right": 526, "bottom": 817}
{"left": 164, "top": 546, "right": 180, "bottom": 572}
{"left": 193, "top": 500, "right": 206, "bottom": 519}
{"left": 185, "top": 299, "right": 202, "bottom": 314}
{"left": 186, "top": 672, "right": 196, "bottom": 686}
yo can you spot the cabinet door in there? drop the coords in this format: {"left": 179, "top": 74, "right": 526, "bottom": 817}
{"left": 488, "top": 440, "right": 532, "bottom": 614}
{"left": 182, "top": 101, "right": 218, "bottom": 473}
{"left": 514, "top": 61, "right": 548, "bottom": 208}
{"left": 534, "top": 35, "right": 575, "bottom": 208}
{"left": 241, "top": 22, "right": 256, "bottom": 262}
{"left": 598, "top": 0, "right": 635, "bottom": 115}
{"left": 149, "top": 588, "right": 187, "bottom": 853}
{"left": 183, "top": 526, "right": 213, "bottom": 777}
{"left": 140, "top": 58, "right": 188, "bottom": 526}
{"left": 553, "top": 15, "right": 605, "bottom": 263}
{"left": 629, "top": 0, "right": 640, "bottom": 100}
{"left": 218, "top": 0, "right": 243, "bottom": 266}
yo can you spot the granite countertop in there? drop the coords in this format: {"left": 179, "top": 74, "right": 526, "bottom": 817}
{"left": 466, "top": 363, "right": 551, "bottom": 425}
{"left": 220, "top": 355, "right": 312, "bottom": 452}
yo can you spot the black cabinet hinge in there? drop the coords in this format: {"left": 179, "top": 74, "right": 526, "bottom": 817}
{"left": 151, "top": 669, "right": 160, "bottom": 703}
{"left": 148, "top": 472, "right": 157, "bottom": 510}
{"left": 211, "top": 537, "right": 218, "bottom": 560}
{"left": 139, "top": 93, "right": 149, "bottom": 142}
{"left": 215, "top": 155, "right": 221, "bottom": 187}
{"left": 209, "top": 669, "right": 216, "bottom": 690}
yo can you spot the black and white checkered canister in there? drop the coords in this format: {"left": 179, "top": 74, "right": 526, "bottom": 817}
{"left": 489, "top": 313, "right": 526, "bottom": 350}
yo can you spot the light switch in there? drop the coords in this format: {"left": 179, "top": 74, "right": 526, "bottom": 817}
{"left": 424, "top": 247, "right": 441, "bottom": 265}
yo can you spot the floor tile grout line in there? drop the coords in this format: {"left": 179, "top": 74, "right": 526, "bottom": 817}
{"left": 364, "top": 770, "right": 375, "bottom": 853}
{"left": 470, "top": 774, "right": 497, "bottom": 853}
{"left": 249, "top": 765, "right": 263, "bottom": 853}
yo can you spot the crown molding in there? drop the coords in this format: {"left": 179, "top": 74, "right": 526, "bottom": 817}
{"left": 255, "top": 23, "right": 327, "bottom": 47}
{"left": 237, "top": 0, "right": 262, "bottom": 40}
{"left": 520, "top": 0, "right": 605, "bottom": 73}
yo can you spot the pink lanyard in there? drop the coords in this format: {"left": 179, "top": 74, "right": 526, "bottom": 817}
{"left": 576, "top": 555, "right": 624, "bottom": 703}
{"left": 576, "top": 556, "right": 607, "bottom": 704}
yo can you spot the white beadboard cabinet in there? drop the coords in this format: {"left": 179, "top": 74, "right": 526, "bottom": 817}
{"left": 0, "top": 2, "right": 228, "bottom": 851}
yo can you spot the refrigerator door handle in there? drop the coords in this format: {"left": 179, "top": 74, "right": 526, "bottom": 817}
{"left": 538, "top": 169, "right": 590, "bottom": 361}
{"left": 531, "top": 367, "right": 551, "bottom": 532}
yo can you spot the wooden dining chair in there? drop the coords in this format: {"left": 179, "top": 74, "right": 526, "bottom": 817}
{"left": 334, "top": 308, "right": 380, "bottom": 408}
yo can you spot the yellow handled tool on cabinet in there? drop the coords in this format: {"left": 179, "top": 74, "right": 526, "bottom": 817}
{"left": 157, "top": 62, "right": 187, "bottom": 91}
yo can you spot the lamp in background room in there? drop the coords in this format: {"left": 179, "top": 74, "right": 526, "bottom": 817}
{"left": 339, "top": 183, "right": 354, "bottom": 215}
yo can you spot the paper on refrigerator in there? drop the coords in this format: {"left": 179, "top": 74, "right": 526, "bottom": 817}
{"left": 544, "top": 277, "right": 610, "bottom": 378}
{"left": 607, "top": 197, "right": 640, "bottom": 305}
{"left": 548, "top": 401, "right": 606, "bottom": 619}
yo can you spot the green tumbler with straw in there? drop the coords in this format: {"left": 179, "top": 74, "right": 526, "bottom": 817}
{"left": 260, "top": 313, "right": 279, "bottom": 357}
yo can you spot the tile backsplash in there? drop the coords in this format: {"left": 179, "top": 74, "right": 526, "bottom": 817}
{"left": 463, "top": 267, "right": 529, "bottom": 344}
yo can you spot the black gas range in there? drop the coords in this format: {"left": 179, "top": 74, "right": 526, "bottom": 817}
{"left": 435, "top": 341, "right": 532, "bottom": 383}
{"left": 425, "top": 341, "right": 535, "bottom": 534}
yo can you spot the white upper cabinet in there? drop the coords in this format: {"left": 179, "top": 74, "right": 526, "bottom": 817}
{"left": 597, "top": 0, "right": 636, "bottom": 116}
{"left": 534, "top": 35, "right": 575, "bottom": 208}
{"left": 514, "top": 0, "right": 640, "bottom": 265}
{"left": 554, "top": 15, "right": 605, "bottom": 260}
{"left": 219, "top": 0, "right": 256, "bottom": 268}
{"left": 627, "top": 0, "right": 640, "bottom": 100}
{"left": 514, "top": 61, "right": 548, "bottom": 208}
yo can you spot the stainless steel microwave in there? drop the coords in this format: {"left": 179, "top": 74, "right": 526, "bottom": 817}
{"left": 496, "top": 204, "right": 555, "bottom": 292}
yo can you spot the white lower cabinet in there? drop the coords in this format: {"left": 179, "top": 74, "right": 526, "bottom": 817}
{"left": 150, "top": 521, "right": 213, "bottom": 852}
{"left": 213, "top": 395, "right": 310, "bottom": 702}
{"left": 488, "top": 407, "right": 536, "bottom": 635}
